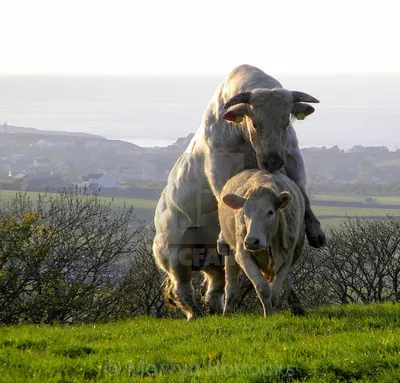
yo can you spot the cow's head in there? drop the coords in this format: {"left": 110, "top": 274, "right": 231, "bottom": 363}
{"left": 223, "top": 89, "right": 319, "bottom": 172}
{"left": 222, "top": 188, "right": 292, "bottom": 252}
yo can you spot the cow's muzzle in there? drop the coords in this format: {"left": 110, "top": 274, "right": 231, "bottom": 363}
{"left": 244, "top": 237, "right": 267, "bottom": 252}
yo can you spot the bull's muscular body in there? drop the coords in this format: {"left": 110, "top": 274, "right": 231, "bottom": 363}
{"left": 153, "top": 64, "right": 324, "bottom": 320}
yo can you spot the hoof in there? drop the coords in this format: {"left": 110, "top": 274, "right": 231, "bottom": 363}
{"left": 306, "top": 229, "right": 327, "bottom": 248}
{"left": 292, "top": 306, "right": 306, "bottom": 316}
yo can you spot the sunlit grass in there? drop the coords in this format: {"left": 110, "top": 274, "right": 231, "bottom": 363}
{"left": 1, "top": 303, "right": 399, "bottom": 382}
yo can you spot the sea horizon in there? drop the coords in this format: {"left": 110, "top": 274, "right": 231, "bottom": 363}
{"left": 1, "top": 73, "right": 399, "bottom": 150}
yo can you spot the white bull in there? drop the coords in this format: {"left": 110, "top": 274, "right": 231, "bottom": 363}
{"left": 153, "top": 64, "right": 323, "bottom": 320}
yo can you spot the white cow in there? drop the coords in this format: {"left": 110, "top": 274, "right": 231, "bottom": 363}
{"left": 219, "top": 169, "right": 305, "bottom": 316}
{"left": 153, "top": 64, "right": 322, "bottom": 320}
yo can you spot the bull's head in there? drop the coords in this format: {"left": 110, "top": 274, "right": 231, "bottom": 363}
{"left": 223, "top": 89, "right": 319, "bottom": 172}
{"left": 222, "top": 188, "right": 292, "bottom": 252}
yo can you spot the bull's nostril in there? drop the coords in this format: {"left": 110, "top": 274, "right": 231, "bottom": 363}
{"left": 262, "top": 153, "right": 285, "bottom": 172}
{"left": 245, "top": 237, "right": 260, "bottom": 247}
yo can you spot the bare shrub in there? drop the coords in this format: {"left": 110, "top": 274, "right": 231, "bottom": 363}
{"left": 292, "top": 216, "right": 400, "bottom": 306}
{"left": 0, "top": 188, "right": 145, "bottom": 323}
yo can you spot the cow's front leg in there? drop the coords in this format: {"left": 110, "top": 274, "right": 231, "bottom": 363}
{"left": 235, "top": 246, "right": 273, "bottom": 316}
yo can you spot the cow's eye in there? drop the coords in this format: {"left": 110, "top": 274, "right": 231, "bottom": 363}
{"left": 267, "top": 210, "right": 274, "bottom": 217}
{"left": 252, "top": 122, "right": 258, "bottom": 129}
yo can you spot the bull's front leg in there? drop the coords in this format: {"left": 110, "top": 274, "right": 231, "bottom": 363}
{"left": 205, "top": 149, "right": 245, "bottom": 255}
{"left": 285, "top": 126, "right": 326, "bottom": 248}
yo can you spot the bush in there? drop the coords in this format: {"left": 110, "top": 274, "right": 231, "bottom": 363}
{"left": 292, "top": 216, "right": 400, "bottom": 306}
{"left": 0, "top": 188, "right": 146, "bottom": 323}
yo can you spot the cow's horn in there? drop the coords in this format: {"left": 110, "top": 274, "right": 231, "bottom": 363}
{"left": 224, "top": 92, "right": 252, "bottom": 109}
{"left": 291, "top": 91, "right": 320, "bottom": 104}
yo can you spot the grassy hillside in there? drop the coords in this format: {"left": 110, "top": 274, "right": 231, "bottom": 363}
{"left": 1, "top": 303, "right": 399, "bottom": 382}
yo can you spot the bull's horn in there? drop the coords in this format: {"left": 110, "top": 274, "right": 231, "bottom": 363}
{"left": 291, "top": 91, "right": 320, "bottom": 104}
{"left": 223, "top": 92, "right": 252, "bottom": 109}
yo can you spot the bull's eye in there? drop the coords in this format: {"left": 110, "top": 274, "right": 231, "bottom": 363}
{"left": 267, "top": 210, "right": 274, "bottom": 217}
{"left": 252, "top": 122, "right": 258, "bottom": 129}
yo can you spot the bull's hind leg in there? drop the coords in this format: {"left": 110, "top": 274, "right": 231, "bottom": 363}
{"left": 284, "top": 274, "right": 305, "bottom": 316}
{"left": 223, "top": 254, "right": 242, "bottom": 315}
{"left": 285, "top": 239, "right": 306, "bottom": 316}
{"left": 202, "top": 261, "right": 225, "bottom": 315}
{"left": 169, "top": 246, "right": 198, "bottom": 320}
{"left": 217, "top": 231, "right": 231, "bottom": 255}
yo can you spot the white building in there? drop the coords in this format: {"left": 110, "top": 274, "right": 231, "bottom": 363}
{"left": 82, "top": 173, "right": 118, "bottom": 188}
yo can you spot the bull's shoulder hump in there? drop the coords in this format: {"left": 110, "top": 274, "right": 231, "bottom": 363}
{"left": 225, "top": 65, "right": 282, "bottom": 92}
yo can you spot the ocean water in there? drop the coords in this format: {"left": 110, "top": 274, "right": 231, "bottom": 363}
{"left": 0, "top": 74, "right": 399, "bottom": 149}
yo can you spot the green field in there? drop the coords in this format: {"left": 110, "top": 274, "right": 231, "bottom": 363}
{"left": 2, "top": 190, "right": 400, "bottom": 225}
{"left": 313, "top": 205, "right": 400, "bottom": 217}
{"left": 1, "top": 303, "right": 399, "bottom": 382}
{"left": 0, "top": 190, "right": 158, "bottom": 223}
{"left": 312, "top": 194, "right": 400, "bottom": 205}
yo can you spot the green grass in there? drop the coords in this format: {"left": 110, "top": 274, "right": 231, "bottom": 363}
{"left": 1, "top": 303, "right": 399, "bottom": 382}
{"left": 314, "top": 205, "right": 400, "bottom": 217}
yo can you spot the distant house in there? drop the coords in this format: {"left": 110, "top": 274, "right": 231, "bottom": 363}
{"left": 82, "top": 173, "right": 118, "bottom": 188}
{"left": 36, "top": 139, "right": 53, "bottom": 149}
{"left": 33, "top": 157, "right": 52, "bottom": 167}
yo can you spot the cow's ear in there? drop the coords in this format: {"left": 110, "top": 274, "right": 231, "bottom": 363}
{"left": 291, "top": 103, "right": 315, "bottom": 120}
{"left": 222, "top": 193, "right": 246, "bottom": 209}
{"left": 223, "top": 104, "right": 249, "bottom": 124}
{"left": 277, "top": 191, "right": 292, "bottom": 209}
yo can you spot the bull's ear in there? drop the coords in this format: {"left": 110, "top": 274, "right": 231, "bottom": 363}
{"left": 222, "top": 193, "right": 246, "bottom": 209}
{"left": 277, "top": 191, "right": 292, "bottom": 210}
{"left": 292, "top": 103, "right": 315, "bottom": 120}
{"left": 223, "top": 104, "right": 249, "bottom": 124}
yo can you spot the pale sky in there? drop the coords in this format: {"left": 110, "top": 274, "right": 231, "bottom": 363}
{"left": 1, "top": 0, "right": 399, "bottom": 75}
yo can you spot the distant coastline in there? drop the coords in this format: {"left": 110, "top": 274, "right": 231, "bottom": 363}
{"left": 1, "top": 74, "right": 399, "bottom": 150}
